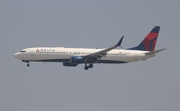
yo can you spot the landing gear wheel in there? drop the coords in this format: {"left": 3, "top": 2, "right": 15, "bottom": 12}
{"left": 84, "top": 66, "right": 89, "bottom": 70}
{"left": 89, "top": 64, "right": 93, "bottom": 68}
{"left": 27, "top": 64, "right": 30, "bottom": 67}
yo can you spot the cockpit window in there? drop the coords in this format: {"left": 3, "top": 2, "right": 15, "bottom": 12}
{"left": 20, "top": 50, "right": 26, "bottom": 53}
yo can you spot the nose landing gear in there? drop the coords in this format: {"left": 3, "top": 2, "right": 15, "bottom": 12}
{"left": 22, "top": 61, "right": 30, "bottom": 67}
{"left": 27, "top": 63, "right": 30, "bottom": 67}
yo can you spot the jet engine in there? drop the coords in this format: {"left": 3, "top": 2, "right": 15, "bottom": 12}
{"left": 69, "top": 56, "right": 84, "bottom": 64}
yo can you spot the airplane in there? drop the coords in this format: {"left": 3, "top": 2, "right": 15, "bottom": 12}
{"left": 14, "top": 26, "right": 165, "bottom": 70}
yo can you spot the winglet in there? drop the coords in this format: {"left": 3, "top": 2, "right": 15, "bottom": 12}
{"left": 116, "top": 36, "right": 124, "bottom": 47}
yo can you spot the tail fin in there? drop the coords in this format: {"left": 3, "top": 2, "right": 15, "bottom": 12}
{"left": 128, "top": 26, "right": 160, "bottom": 51}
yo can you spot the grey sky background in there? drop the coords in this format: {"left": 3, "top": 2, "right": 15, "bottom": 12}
{"left": 1, "top": 0, "right": 179, "bottom": 111}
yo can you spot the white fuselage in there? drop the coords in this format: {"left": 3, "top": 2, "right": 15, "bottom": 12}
{"left": 14, "top": 47, "right": 155, "bottom": 64}
{"left": 14, "top": 26, "right": 163, "bottom": 70}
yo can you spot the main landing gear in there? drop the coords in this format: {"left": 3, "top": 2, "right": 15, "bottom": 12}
{"left": 84, "top": 63, "right": 93, "bottom": 70}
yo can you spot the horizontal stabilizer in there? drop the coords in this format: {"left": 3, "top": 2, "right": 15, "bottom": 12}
{"left": 145, "top": 48, "right": 165, "bottom": 55}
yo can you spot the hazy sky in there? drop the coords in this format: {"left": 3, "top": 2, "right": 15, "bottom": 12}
{"left": 1, "top": 0, "right": 180, "bottom": 111}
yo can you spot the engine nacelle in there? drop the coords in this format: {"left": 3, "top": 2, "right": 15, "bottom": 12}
{"left": 63, "top": 62, "right": 77, "bottom": 67}
{"left": 69, "top": 56, "right": 84, "bottom": 64}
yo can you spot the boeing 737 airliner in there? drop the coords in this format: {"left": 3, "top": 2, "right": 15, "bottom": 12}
{"left": 14, "top": 26, "right": 165, "bottom": 70}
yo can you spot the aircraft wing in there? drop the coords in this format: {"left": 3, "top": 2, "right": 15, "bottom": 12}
{"left": 84, "top": 36, "right": 124, "bottom": 60}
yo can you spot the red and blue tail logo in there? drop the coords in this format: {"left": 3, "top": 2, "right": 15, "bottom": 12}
{"left": 128, "top": 26, "right": 160, "bottom": 51}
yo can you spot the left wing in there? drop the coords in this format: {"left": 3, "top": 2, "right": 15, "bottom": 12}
{"left": 84, "top": 36, "right": 124, "bottom": 61}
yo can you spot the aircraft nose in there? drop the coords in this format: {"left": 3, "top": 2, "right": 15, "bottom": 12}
{"left": 14, "top": 52, "right": 20, "bottom": 59}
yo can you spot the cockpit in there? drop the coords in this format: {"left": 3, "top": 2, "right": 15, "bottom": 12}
{"left": 19, "top": 50, "right": 26, "bottom": 53}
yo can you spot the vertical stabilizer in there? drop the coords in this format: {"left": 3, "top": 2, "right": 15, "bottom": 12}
{"left": 128, "top": 26, "right": 160, "bottom": 51}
